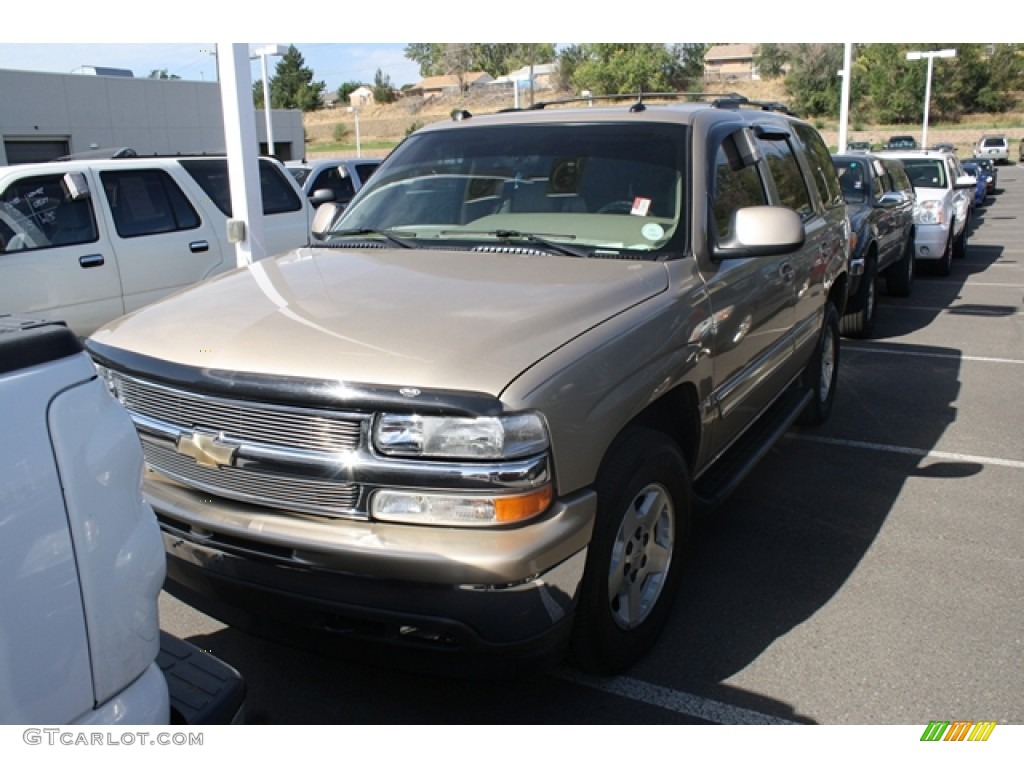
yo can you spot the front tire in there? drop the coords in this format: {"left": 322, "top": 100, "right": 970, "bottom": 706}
{"left": 571, "top": 428, "right": 691, "bottom": 674}
{"left": 953, "top": 218, "right": 969, "bottom": 259}
{"left": 797, "top": 302, "right": 840, "bottom": 427}
{"left": 934, "top": 229, "right": 953, "bottom": 276}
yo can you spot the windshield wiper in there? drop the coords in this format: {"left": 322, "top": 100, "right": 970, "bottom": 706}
{"left": 328, "top": 228, "right": 416, "bottom": 249}
{"left": 455, "top": 229, "right": 590, "bottom": 259}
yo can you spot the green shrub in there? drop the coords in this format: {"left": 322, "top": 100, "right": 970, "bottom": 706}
{"left": 332, "top": 123, "right": 349, "bottom": 143}
{"left": 405, "top": 120, "right": 424, "bottom": 137}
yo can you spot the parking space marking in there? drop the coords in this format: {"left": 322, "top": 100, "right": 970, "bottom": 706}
{"left": 881, "top": 304, "right": 1023, "bottom": 316}
{"left": 844, "top": 345, "right": 1024, "bottom": 365}
{"left": 791, "top": 434, "right": 1024, "bottom": 470}
{"left": 553, "top": 667, "right": 799, "bottom": 724}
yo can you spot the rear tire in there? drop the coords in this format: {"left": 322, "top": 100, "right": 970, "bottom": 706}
{"left": 840, "top": 257, "right": 877, "bottom": 339}
{"left": 886, "top": 234, "right": 915, "bottom": 298}
{"left": 571, "top": 427, "right": 691, "bottom": 674}
{"left": 797, "top": 302, "right": 840, "bottom": 427}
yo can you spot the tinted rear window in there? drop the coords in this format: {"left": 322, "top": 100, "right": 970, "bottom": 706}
{"left": 180, "top": 159, "right": 302, "bottom": 216}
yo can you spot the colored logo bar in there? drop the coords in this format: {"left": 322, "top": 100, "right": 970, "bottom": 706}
{"left": 921, "top": 721, "right": 997, "bottom": 742}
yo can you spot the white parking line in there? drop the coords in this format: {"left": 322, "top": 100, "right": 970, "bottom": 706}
{"left": 553, "top": 667, "right": 799, "bottom": 724}
{"left": 843, "top": 345, "right": 1024, "bottom": 365}
{"left": 790, "top": 434, "right": 1024, "bottom": 470}
{"left": 882, "top": 304, "right": 1022, "bottom": 316}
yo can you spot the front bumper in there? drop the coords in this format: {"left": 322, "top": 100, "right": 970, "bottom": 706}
{"left": 912, "top": 223, "right": 949, "bottom": 262}
{"left": 151, "top": 473, "right": 596, "bottom": 662}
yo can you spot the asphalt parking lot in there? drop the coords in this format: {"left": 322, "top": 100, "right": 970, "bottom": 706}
{"left": 160, "top": 164, "right": 1023, "bottom": 725}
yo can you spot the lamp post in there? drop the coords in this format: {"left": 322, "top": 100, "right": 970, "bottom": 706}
{"left": 906, "top": 49, "right": 956, "bottom": 149}
{"left": 347, "top": 106, "right": 361, "bottom": 158}
{"left": 250, "top": 44, "right": 286, "bottom": 157}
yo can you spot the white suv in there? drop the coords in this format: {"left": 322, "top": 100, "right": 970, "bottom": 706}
{"left": 974, "top": 134, "right": 1009, "bottom": 165}
{"left": 877, "top": 149, "right": 977, "bottom": 276}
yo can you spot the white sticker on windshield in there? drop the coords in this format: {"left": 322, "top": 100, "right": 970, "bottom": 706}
{"left": 631, "top": 197, "right": 652, "bottom": 216}
{"left": 641, "top": 223, "right": 664, "bottom": 241}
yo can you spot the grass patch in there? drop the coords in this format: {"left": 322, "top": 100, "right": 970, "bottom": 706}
{"left": 308, "top": 140, "right": 398, "bottom": 154}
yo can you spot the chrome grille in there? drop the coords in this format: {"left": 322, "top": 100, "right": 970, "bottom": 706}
{"left": 115, "top": 374, "right": 363, "bottom": 452}
{"left": 106, "top": 370, "right": 368, "bottom": 519}
{"left": 143, "top": 441, "right": 361, "bottom": 518}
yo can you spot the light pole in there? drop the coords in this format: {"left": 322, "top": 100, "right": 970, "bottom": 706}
{"left": 250, "top": 44, "right": 286, "bottom": 157}
{"left": 347, "top": 106, "right": 361, "bottom": 158}
{"left": 906, "top": 49, "right": 956, "bottom": 149}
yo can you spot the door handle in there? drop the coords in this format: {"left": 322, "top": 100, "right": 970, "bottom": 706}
{"left": 79, "top": 254, "right": 104, "bottom": 268}
{"left": 189, "top": 240, "right": 209, "bottom": 253}
{"left": 779, "top": 262, "right": 794, "bottom": 283}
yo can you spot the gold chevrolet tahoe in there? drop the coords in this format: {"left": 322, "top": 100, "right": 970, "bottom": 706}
{"left": 86, "top": 95, "right": 849, "bottom": 674}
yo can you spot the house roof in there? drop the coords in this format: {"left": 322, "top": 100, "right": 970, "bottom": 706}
{"left": 704, "top": 44, "right": 756, "bottom": 62}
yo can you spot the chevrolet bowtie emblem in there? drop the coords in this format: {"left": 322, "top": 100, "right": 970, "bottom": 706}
{"left": 175, "top": 430, "right": 237, "bottom": 468}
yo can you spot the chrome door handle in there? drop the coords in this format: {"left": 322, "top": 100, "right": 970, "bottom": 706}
{"left": 79, "top": 254, "right": 104, "bottom": 268}
{"left": 189, "top": 240, "right": 209, "bottom": 253}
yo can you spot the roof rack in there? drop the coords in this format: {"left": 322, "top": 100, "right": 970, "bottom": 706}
{"left": 53, "top": 147, "right": 137, "bottom": 161}
{"left": 492, "top": 90, "right": 798, "bottom": 117}
{"left": 497, "top": 91, "right": 748, "bottom": 113}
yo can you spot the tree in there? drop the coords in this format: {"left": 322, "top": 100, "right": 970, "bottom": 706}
{"left": 783, "top": 43, "right": 845, "bottom": 117}
{"left": 753, "top": 44, "right": 789, "bottom": 79}
{"left": 565, "top": 44, "right": 697, "bottom": 95}
{"left": 404, "top": 43, "right": 557, "bottom": 81}
{"left": 148, "top": 69, "right": 180, "bottom": 80}
{"left": 252, "top": 45, "right": 326, "bottom": 112}
{"left": 372, "top": 69, "right": 397, "bottom": 104}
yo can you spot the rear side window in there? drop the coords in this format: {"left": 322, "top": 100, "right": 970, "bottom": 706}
{"left": 354, "top": 163, "right": 378, "bottom": 184}
{"left": 180, "top": 159, "right": 303, "bottom": 216}
{"left": 0, "top": 174, "right": 98, "bottom": 252}
{"left": 759, "top": 137, "right": 814, "bottom": 219}
{"left": 793, "top": 124, "right": 843, "bottom": 209}
{"left": 310, "top": 167, "right": 356, "bottom": 202}
{"left": 101, "top": 169, "right": 200, "bottom": 238}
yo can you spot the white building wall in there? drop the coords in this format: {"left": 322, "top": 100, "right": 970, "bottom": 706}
{"left": 0, "top": 68, "right": 304, "bottom": 164}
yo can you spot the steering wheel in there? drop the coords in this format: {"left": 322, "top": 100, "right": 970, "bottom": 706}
{"left": 597, "top": 200, "right": 634, "bottom": 214}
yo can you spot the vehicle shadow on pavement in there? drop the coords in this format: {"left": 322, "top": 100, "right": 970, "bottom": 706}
{"left": 631, "top": 331, "right": 962, "bottom": 722}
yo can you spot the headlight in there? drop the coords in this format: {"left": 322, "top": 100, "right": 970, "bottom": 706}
{"left": 373, "top": 412, "right": 548, "bottom": 459}
{"left": 913, "top": 199, "right": 944, "bottom": 225}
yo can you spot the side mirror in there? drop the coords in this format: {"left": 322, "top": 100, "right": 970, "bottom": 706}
{"left": 311, "top": 202, "right": 341, "bottom": 240}
{"left": 310, "top": 188, "right": 335, "bottom": 206}
{"left": 62, "top": 172, "right": 90, "bottom": 201}
{"left": 954, "top": 175, "right": 977, "bottom": 190}
{"left": 876, "top": 191, "right": 906, "bottom": 208}
{"left": 713, "top": 206, "right": 805, "bottom": 260}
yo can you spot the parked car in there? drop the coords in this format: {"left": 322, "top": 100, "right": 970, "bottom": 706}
{"left": 847, "top": 141, "right": 872, "bottom": 153}
{"left": 974, "top": 134, "right": 1009, "bottom": 164}
{"left": 929, "top": 142, "right": 956, "bottom": 154}
{"left": 877, "top": 148, "right": 976, "bottom": 276}
{"left": 0, "top": 314, "right": 244, "bottom": 725}
{"left": 87, "top": 95, "right": 849, "bottom": 674}
{"left": 832, "top": 153, "right": 916, "bottom": 337}
{"left": 285, "top": 158, "right": 381, "bottom": 208}
{"left": 970, "top": 157, "right": 998, "bottom": 193}
{"left": 0, "top": 155, "right": 313, "bottom": 336}
{"left": 1019, "top": 137, "right": 1024, "bottom": 163}
{"left": 959, "top": 161, "right": 987, "bottom": 208}
{"left": 885, "top": 135, "right": 918, "bottom": 150}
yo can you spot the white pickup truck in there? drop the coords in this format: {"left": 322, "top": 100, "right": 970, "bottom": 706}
{"left": 0, "top": 314, "right": 245, "bottom": 724}
{"left": 0, "top": 155, "right": 312, "bottom": 336}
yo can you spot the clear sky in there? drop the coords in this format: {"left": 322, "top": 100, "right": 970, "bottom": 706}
{"left": 0, "top": 43, "right": 424, "bottom": 91}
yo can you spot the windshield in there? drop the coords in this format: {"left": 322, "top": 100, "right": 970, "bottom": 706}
{"left": 901, "top": 159, "right": 947, "bottom": 189}
{"left": 330, "top": 121, "right": 687, "bottom": 256}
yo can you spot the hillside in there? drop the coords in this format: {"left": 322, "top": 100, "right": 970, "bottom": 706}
{"left": 303, "top": 78, "right": 1022, "bottom": 159}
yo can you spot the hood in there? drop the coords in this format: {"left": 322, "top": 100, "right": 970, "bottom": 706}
{"left": 91, "top": 246, "right": 668, "bottom": 396}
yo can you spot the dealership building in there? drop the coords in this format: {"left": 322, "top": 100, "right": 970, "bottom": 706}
{"left": 0, "top": 67, "right": 304, "bottom": 165}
